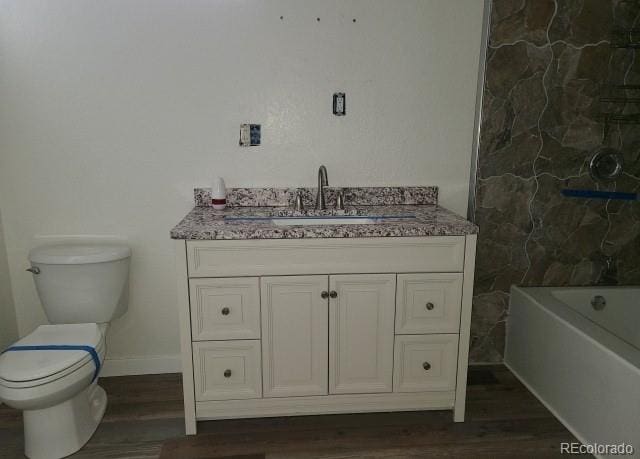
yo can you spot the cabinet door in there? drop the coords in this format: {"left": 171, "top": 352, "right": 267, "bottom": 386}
{"left": 261, "top": 275, "right": 329, "bottom": 397}
{"left": 329, "top": 274, "right": 396, "bottom": 394}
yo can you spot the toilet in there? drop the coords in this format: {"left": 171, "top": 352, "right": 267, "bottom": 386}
{"left": 0, "top": 243, "right": 131, "bottom": 459}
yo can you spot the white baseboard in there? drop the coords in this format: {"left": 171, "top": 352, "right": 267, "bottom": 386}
{"left": 101, "top": 354, "right": 181, "bottom": 377}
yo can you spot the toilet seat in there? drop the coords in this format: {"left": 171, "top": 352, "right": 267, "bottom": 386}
{"left": 0, "top": 324, "right": 104, "bottom": 388}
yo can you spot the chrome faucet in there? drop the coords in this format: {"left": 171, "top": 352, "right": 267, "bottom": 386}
{"left": 315, "top": 165, "right": 328, "bottom": 210}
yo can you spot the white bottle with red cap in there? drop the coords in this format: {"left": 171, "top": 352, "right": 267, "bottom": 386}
{"left": 211, "top": 177, "right": 226, "bottom": 210}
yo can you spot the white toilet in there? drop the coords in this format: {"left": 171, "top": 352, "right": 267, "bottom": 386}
{"left": 0, "top": 243, "right": 131, "bottom": 459}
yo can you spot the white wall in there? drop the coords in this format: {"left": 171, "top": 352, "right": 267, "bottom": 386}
{"left": 0, "top": 0, "right": 485, "bottom": 374}
{"left": 0, "top": 210, "right": 18, "bottom": 350}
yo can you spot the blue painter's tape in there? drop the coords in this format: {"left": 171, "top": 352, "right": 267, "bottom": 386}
{"left": 2, "top": 345, "right": 101, "bottom": 382}
{"left": 561, "top": 189, "right": 638, "bottom": 201}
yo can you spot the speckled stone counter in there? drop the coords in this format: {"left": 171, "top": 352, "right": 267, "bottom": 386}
{"left": 171, "top": 186, "right": 477, "bottom": 240}
{"left": 170, "top": 204, "right": 478, "bottom": 240}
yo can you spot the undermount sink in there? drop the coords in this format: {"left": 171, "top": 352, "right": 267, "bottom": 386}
{"left": 271, "top": 217, "right": 380, "bottom": 226}
{"left": 224, "top": 215, "right": 416, "bottom": 226}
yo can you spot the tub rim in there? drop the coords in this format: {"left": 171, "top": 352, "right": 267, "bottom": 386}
{"left": 509, "top": 285, "right": 640, "bottom": 373}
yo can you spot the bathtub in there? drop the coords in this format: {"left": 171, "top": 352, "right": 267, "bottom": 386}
{"left": 505, "top": 286, "right": 640, "bottom": 458}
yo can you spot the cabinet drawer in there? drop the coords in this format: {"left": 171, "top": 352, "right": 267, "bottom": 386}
{"left": 187, "top": 237, "right": 465, "bottom": 277}
{"left": 189, "top": 277, "right": 260, "bottom": 340}
{"left": 395, "top": 274, "right": 462, "bottom": 334}
{"left": 193, "top": 340, "right": 262, "bottom": 401}
{"left": 393, "top": 334, "right": 458, "bottom": 392}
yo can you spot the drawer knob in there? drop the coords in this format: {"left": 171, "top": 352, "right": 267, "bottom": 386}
{"left": 329, "top": 290, "right": 338, "bottom": 299}
{"left": 425, "top": 302, "right": 435, "bottom": 310}
{"left": 423, "top": 362, "right": 431, "bottom": 371}
{"left": 221, "top": 307, "right": 230, "bottom": 316}
{"left": 321, "top": 291, "right": 329, "bottom": 299}
{"left": 224, "top": 369, "right": 232, "bottom": 378}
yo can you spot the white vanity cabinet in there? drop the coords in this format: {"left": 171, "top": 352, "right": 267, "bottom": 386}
{"left": 175, "top": 235, "right": 477, "bottom": 435}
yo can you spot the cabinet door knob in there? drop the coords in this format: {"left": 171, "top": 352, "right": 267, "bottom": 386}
{"left": 221, "top": 307, "right": 230, "bottom": 315}
{"left": 423, "top": 362, "right": 431, "bottom": 371}
{"left": 425, "top": 302, "right": 434, "bottom": 311}
{"left": 321, "top": 291, "right": 329, "bottom": 299}
{"left": 224, "top": 369, "right": 232, "bottom": 378}
{"left": 329, "top": 290, "right": 338, "bottom": 298}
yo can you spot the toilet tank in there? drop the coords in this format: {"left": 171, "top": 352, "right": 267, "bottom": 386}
{"left": 28, "top": 244, "right": 131, "bottom": 324}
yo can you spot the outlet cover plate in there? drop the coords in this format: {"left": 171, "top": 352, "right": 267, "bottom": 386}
{"left": 240, "top": 124, "right": 261, "bottom": 146}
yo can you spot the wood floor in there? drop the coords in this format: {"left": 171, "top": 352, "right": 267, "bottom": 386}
{"left": 0, "top": 365, "right": 586, "bottom": 459}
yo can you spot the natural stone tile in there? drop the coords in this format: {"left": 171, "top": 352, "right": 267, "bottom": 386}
{"left": 535, "top": 132, "right": 591, "bottom": 178}
{"left": 471, "top": 0, "right": 640, "bottom": 363}
{"left": 479, "top": 130, "right": 540, "bottom": 178}
{"left": 542, "top": 261, "right": 573, "bottom": 285}
{"left": 478, "top": 92, "right": 514, "bottom": 156}
{"left": 613, "top": 0, "right": 640, "bottom": 29}
{"left": 490, "top": 0, "right": 556, "bottom": 47}
{"left": 476, "top": 174, "right": 536, "bottom": 231}
{"left": 570, "top": 259, "right": 599, "bottom": 284}
{"left": 470, "top": 291, "right": 509, "bottom": 363}
{"left": 486, "top": 43, "right": 551, "bottom": 100}
{"left": 511, "top": 72, "right": 548, "bottom": 136}
{"left": 549, "top": 0, "right": 614, "bottom": 45}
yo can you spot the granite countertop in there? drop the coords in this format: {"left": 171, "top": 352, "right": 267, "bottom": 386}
{"left": 170, "top": 186, "right": 477, "bottom": 240}
{"left": 170, "top": 204, "right": 478, "bottom": 240}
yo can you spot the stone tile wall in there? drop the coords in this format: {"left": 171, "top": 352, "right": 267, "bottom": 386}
{"left": 471, "top": 0, "right": 640, "bottom": 362}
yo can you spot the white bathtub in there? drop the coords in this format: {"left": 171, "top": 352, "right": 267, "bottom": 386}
{"left": 505, "top": 286, "right": 640, "bottom": 458}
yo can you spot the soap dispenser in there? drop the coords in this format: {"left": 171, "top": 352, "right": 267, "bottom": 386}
{"left": 211, "top": 177, "right": 226, "bottom": 210}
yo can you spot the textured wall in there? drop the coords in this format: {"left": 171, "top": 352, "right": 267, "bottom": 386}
{"left": 0, "top": 210, "right": 18, "bottom": 350}
{"left": 0, "top": 0, "right": 485, "bottom": 374}
{"left": 471, "top": 0, "right": 640, "bottom": 362}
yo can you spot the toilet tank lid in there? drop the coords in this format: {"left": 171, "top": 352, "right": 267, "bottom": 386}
{"left": 29, "top": 244, "right": 131, "bottom": 265}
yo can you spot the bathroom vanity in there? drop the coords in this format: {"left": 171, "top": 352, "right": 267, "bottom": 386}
{"left": 171, "top": 186, "right": 477, "bottom": 435}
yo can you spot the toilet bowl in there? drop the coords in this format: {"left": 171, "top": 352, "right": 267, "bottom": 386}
{"left": 0, "top": 243, "right": 130, "bottom": 459}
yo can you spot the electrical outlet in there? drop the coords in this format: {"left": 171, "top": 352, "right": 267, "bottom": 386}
{"left": 333, "top": 92, "right": 345, "bottom": 116}
{"left": 240, "top": 124, "right": 261, "bottom": 146}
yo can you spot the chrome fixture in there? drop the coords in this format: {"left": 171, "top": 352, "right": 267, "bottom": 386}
{"left": 293, "top": 190, "right": 304, "bottom": 211}
{"left": 315, "top": 165, "right": 328, "bottom": 210}
{"left": 589, "top": 148, "right": 624, "bottom": 182}
{"left": 26, "top": 267, "right": 40, "bottom": 275}
{"left": 591, "top": 295, "right": 607, "bottom": 311}
{"left": 335, "top": 190, "right": 345, "bottom": 210}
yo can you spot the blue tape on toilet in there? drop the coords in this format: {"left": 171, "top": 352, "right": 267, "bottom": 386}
{"left": 2, "top": 345, "right": 101, "bottom": 382}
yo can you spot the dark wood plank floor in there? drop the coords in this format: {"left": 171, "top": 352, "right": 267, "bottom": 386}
{"left": 0, "top": 365, "right": 586, "bottom": 459}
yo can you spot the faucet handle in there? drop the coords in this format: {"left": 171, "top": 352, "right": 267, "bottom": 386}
{"left": 335, "top": 190, "right": 345, "bottom": 210}
{"left": 293, "top": 190, "right": 304, "bottom": 211}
